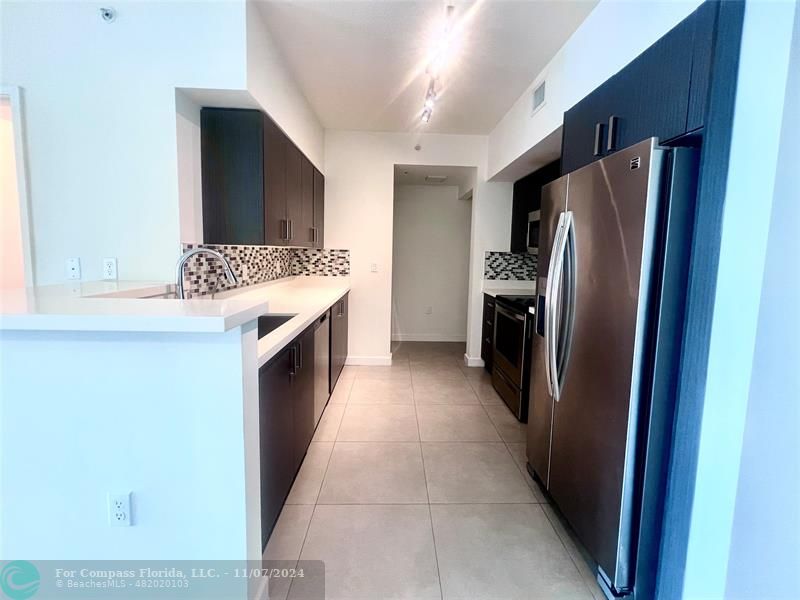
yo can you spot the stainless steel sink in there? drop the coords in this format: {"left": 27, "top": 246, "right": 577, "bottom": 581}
{"left": 258, "top": 315, "right": 296, "bottom": 339}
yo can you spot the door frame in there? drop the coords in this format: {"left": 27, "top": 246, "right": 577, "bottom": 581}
{"left": 1, "top": 84, "right": 35, "bottom": 286}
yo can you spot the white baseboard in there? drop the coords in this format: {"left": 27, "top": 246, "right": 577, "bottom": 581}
{"left": 463, "top": 354, "right": 485, "bottom": 368}
{"left": 345, "top": 355, "right": 393, "bottom": 366}
{"left": 391, "top": 333, "right": 467, "bottom": 343}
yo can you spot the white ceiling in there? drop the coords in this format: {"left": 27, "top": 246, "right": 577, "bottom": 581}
{"left": 394, "top": 164, "right": 475, "bottom": 196}
{"left": 255, "top": 0, "right": 597, "bottom": 135}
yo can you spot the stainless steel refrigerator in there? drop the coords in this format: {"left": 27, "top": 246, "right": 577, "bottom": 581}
{"left": 526, "top": 138, "right": 698, "bottom": 597}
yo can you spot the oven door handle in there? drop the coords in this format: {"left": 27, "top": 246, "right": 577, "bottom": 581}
{"left": 544, "top": 212, "right": 567, "bottom": 400}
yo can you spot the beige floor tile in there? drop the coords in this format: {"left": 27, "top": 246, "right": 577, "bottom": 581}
{"left": 412, "top": 378, "right": 480, "bottom": 405}
{"left": 318, "top": 442, "right": 427, "bottom": 504}
{"left": 336, "top": 404, "right": 419, "bottom": 441}
{"left": 348, "top": 378, "right": 413, "bottom": 404}
{"left": 542, "top": 504, "right": 606, "bottom": 600}
{"left": 460, "top": 366, "right": 492, "bottom": 382}
{"left": 430, "top": 503, "right": 592, "bottom": 599}
{"left": 416, "top": 404, "right": 501, "bottom": 442}
{"left": 422, "top": 442, "right": 535, "bottom": 503}
{"left": 505, "top": 442, "right": 548, "bottom": 503}
{"left": 469, "top": 377, "right": 505, "bottom": 405}
{"left": 354, "top": 364, "right": 411, "bottom": 379}
{"left": 264, "top": 504, "right": 314, "bottom": 562}
{"left": 410, "top": 362, "right": 466, "bottom": 380}
{"left": 311, "top": 404, "right": 345, "bottom": 442}
{"left": 338, "top": 365, "right": 358, "bottom": 380}
{"left": 263, "top": 505, "right": 314, "bottom": 600}
{"left": 328, "top": 377, "right": 353, "bottom": 405}
{"left": 289, "top": 505, "right": 440, "bottom": 600}
{"left": 484, "top": 404, "right": 527, "bottom": 442}
{"left": 285, "top": 442, "right": 334, "bottom": 505}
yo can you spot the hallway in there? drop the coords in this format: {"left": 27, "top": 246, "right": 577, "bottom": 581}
{"left": 264, "top": 342, "right": 603, "bottom": 600}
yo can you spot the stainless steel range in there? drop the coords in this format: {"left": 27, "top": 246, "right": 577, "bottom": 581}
{"left": 491, "top": 294, "right": 536, "bottom": 422}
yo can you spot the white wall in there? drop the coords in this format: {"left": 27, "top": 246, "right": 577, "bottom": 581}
{"left": 0, "top": 98, "right": 25, "bottom": 288}
{"left": 0, "top": 325, "right": 261, "bottom": 574}
{"left": 246, "top": 1, "right": 325, "bottom": 171}
{"left": 0, "top": 1, "right": 326, "bottom": 284}
{"left": 724, "top": 8, "right": 799, "bottom": 594}
{"left": 676, "top": 1, "right": 798, "bottom": 597}
{"left": 324, "top": 130, "right": 512, "bottom": 365}
{"left": 176, "top": 92, "right": 203, "bottom": 244}
{"left": 392, "top": 184, "right": 471, "bottom": 343}
{"left": 487, "top": 0, "right": 703, "bottom": 180}
{"left": 0, "top": 1, "right": 248, "bottom": 284}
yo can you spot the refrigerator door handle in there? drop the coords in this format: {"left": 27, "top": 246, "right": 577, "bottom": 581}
{"left": 556, "top": 212, "right": 577, "bottom": 393}
{"left": 545, "top": 212, "right": 568, "bottom": 401}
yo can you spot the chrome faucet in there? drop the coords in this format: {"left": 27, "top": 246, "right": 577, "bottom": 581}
{"left": 175, "top": 247, "right": 238, "bottom": 299}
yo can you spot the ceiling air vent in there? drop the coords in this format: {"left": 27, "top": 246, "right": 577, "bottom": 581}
{"left": 425, "top": 175, "right": 448, "bottom": 183}
{"left": 630, "top": 157, "right": 641, "bottom": 170}
{"left": 531, "top": 80, "right": 546, "bottom": 116}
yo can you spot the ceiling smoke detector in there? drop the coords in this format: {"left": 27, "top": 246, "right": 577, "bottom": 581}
{"left": 425, "top": 175, "right": 448, "bottom": 183}
{"left": 100, "top": 7, "right": 117, "bottom": 22}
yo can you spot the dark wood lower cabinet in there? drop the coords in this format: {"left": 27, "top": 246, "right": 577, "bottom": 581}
{"left": 292, "top": 325, "right": 315, "bottom": 472}
{"left": 258, "top": 323, "right": 316, "bottom": 550}
{"left": 481, "top": 294, "right": 495, "bottom": 373}
{"left": 258, "top": 343, "right": 296, "bottom": 549}
{"left": 329, "top": 294, "right": 349, "bottom": 393}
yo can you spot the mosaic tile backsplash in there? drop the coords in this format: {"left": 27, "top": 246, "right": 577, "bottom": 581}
{"left": 180, "top": 244, "right": 350, "bottom": 298}
{"left": 484, "top": 251, "right": 537, "bottom": 281}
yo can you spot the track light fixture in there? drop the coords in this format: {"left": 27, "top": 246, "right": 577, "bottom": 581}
{"left": 420, "top": 4, "right": 455, "bottom": 125}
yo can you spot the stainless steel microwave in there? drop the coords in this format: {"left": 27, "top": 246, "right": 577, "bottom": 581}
{"left": 527, "top": 210, "right": 540, "bottom": 254}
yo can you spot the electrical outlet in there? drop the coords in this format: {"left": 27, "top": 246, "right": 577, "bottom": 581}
{"left": 425, "top": 306, "right": 433, "bottom": 315}
{"left": 108, "top": 492, "right": 132, "bottom": 527}
{"left": 102, "top": 258, "right": 118, "bottom": 280}
{"left": 370, "top": 263, "right": 378, "bottom": 273}
{"left": 66, "top": 258, "right": 81, "bottom": 280}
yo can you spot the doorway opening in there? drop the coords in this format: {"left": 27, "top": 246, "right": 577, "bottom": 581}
{"left": 0, "top": 86, "right": 33, "bottom": 288}
{"left": 391, "top": 164, "right": 476, "bottom": 357}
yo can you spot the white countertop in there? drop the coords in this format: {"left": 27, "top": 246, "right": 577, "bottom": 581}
{"left": 0, "top": 277, "right": 348, "bottom": 339}
{"left": 246, "top": 277, "right": 349, "bottom": 367}
{"left": 482, "top": 279, "right": 537, "bottom": 298}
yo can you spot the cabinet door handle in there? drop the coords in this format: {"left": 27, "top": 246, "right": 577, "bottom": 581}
{"left": 607, "top": 115, "right": 619, "bottom": 152}
{"left": 289, "top": 220, "right": 294, "bottom": 241}
{"left": 593, "top": 122, "right": 606, "bottom": 157}
{"left": 297, "top": 341, "right": 303, "bottom": 370}
{"left": 290, "top": 346, "right": 298, "bottom": 376}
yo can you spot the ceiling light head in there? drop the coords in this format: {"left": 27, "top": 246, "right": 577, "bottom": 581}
{"left": 425, "top": 79, "right": 437, "bottom": 109}
{"left": 421, "top": 107, "right": 432, "bottom": 123}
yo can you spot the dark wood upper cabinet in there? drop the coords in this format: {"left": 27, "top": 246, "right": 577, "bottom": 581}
{"left": 299, "top": 156, "right": 315, "bottom": 247}
{"left": 284, "top": 143, "right": 303, "bottom": 245}
{"left": 510, "top": 160, "right": 560, "bottom": 254}
{"left": 264, "top": 116, "right": 287, "bottom": 246}
{"left": 560, "top": 2, "right": 716, "bottom": 174}
{"left": 201, "top": 108, "right": 324, "bottom": 248}
{"left": 201, "top": 109, "right": 265, "bottom": 245}
{"left": 313, "top": 168, "right": 325, "bottom": 248}
{"left": 687, "top": 1, "right": 717, "bottom": 132}
{"left": 610, "top": 15, "right": 694, "bottom": 152}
